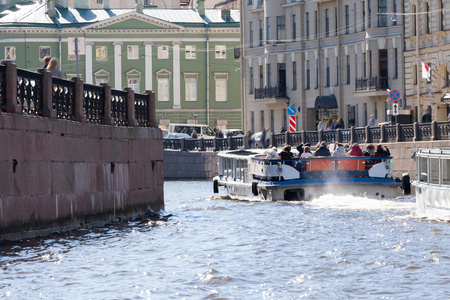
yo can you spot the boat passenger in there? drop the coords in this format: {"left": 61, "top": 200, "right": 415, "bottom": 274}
{"left": 363, "top": 144, "right": 375, "bottom": 156}
{"left": 296, "top": 144, "right": 304, "bottom": 156}
{"left": 279, "top": 145, "right": 295, "bottom": 166}
{"left": 314, "top": 141, "right": 331, "bottom": 156}
{"left": 265, "top": 147, "right": 279, "bottom": 159}
{"left": 374, "top": 144, "right": 390, "bottom": 157}
{"left": 332, "top": 144, "right": 346, "bottom": 157}
{"left": 191, "top": 130, "right": 198, "bottom": 138}
{"left": 300, "top": 146, "right": 313, "bottom": 158}
{"left": 347, "top": 143, "right": 363, "bottom": 156}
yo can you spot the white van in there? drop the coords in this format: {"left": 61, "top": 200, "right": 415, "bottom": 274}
{"left": 168, "top": 124, "right": 215, "bottom": 138}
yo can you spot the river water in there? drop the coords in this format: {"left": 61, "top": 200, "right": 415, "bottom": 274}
{"left": 1, "top": 181, "right": 449, "bottom": 299}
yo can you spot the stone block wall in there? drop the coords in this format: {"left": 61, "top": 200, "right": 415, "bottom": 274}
{"left": 0, "top": 113, "right": 164, "bottom": 240}
{"left": 163, "top": 150, "right": 218, "bottom": 179}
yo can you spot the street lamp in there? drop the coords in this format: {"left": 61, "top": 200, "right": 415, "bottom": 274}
{"left": 285, "top": 96, "right": 290, "bottom": 106}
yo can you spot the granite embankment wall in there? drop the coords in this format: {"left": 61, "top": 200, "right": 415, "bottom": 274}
{"left": 0, "top": 113, "right": 164, "bottom": 240}
{"left": 164, "top": 140, "right": 450, "bottom": 181}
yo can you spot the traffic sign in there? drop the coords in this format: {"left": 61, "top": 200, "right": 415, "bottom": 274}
{"left": 389, "top": 89, "right": 401, "bottom": 102}
{"left": 289, "top": 116, "right": 296, "bottom": 132}
{"left": 287, "top": 106, "right": 297, "bottom": 116}
{"left": 392, "top": 103, "right": 399, "bottom": 116}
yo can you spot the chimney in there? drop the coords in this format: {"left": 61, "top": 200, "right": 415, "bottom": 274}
{"left": 198, "top": 0, "right": 205, "bottom": 16}
{"left": 47, "top": 0, "right": 56, "bottom": 18}
{"left": 221, "top": 9, "right": 231, "bottom": 22}
{"left": 135, "top": 0, "right": 143, "bottom": 13}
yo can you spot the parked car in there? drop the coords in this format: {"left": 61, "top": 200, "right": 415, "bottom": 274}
{"left": 163, "top": 133, "right": 191, "bottom": 139}
{"left": 167, "top": 123, "right": 215, "bottom": 139}
{"left": 222, "top": 129, "right": 245, "bottom": 138}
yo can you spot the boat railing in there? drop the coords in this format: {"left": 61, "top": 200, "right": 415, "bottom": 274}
{"left": 251, "top": 155, "right": 392, "bottom": 172}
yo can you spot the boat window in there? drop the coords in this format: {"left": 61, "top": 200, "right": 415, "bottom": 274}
{"left": 419, "top": 156, "right": 428, "bottom": 182}
{"left": 226, "top": 158, "right": 232, "bottom": 178}
{"left": 430, "top": 157, "right": 440, "bottom": 184}
{"left": 441, "top": 158, "right": 450, "bottom": 185}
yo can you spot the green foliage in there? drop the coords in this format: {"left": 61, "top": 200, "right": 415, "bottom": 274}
{"left": 339, "top": 116, "right": 345, "bottom": 129}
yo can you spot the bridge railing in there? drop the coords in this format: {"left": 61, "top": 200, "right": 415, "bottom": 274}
{"left": 0, "top": 60, "right": 157, "bottom": 128}
{"left": 164, "top": 121, "right": 450, "bottom": 152}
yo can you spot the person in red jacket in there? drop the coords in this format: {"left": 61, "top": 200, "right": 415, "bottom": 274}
{"left": 347, "top": 143, "right": 363, "bottom": 156}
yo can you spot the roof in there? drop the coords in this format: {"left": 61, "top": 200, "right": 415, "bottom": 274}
{"left": 0, "top": 2, "right": 239, "bottom": 27}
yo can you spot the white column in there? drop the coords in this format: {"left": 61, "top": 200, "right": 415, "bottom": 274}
{"left": 85, "top": 42, "right": 93, "bottom": 84}
{"left": 144, "top": 41, "right": 153, "bottom": 91}
{"left": 172, "top": 41, "right": 181, "bottom": 109}
{"left": 113, "top": 41, "right": 123, "bottom": 89}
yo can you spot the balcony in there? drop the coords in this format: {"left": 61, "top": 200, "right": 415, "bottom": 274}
{"left": 255, "top": 86, "right": 287, "bottom": 100}
{"left": 354, "top": 76, "right": 389, "bottom": 97}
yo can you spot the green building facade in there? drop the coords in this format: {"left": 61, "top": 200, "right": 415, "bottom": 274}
{"left": 0, "top": 1, "right": 241, "bottom": 129}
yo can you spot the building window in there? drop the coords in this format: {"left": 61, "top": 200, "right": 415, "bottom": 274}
{"left": 184, "top": 73, "right": 199, "bottom": 102}
{"left": 251, "top": 111, "right": 255, "bottom": 133}
{"left": 354, "top": 3, "right": 357, "bottom": 33}
{"left": 368, "top": 0, "right": 372, "bottom": 28}
{"left": 441, "top": 0, "right": 445, "bottom": 31}
{"left": 214, "top": 73, "right": 228, "bottom": 102}
{"left": 215, "top": 45, "right": 226, "bottom": 59}
{"left": 94, "top": 69, "right": 110, "bottom": 85}
{"left": 411, "top": 5, "right": 416, "bottom": 36}
{"left": 97, "top": 0, "right": 102, "bottom": 3}
{"left": 260, "top": 110, "right": 265, "bottom": 129}
{"left": 305, "top": 60, "right": 310, "bottom": 90}
{"left": 259, "top": 20, "right": 263, "bottom": 46}
{"left": 314, "top": 11, "right": 318, "bottom": 39}
{"left": 378, "top": 0, "right": 387, "bottom": 27}
{"left": 158, "top": 45, "right": 169, "bottom": 59}
{"left": 335, "top": 7, "right": 338, "bottom": 36}
{"left": 393, "top": 0, "right": 397, "bottom": 26}
{"left": 185, "top": 45, "right": 196, "bottom": 59}
{"left": 306, "top": 12, "right": 310, "bottom": 40}
{"left": 96, "top": 46, "right": 107, "bottom": 60}
{"left": 292, "top": 14, "right": 296, "bottom": 41}
{"left": 127, "top": 45, "right": 139, "bottom": 60}
{"left": 267, "top": 64, "right": 271, "bottom": 87}
{"left": 413, "top": 65, "right": 417, "bottom": 85}
{"left": 234, "top": 47, "right": 240, "bottom": 59}
{"left": 250, "top": 67, "right": 254, "bottom": 94}
{"left": 248, "top": 0, "right": 252, "bottom": 4}
{"left": 276, "top": 16, "right": 286, "bottom": 43}
{"left": 39, "top": 46, "right": 51, "bottom": 61}
{"left": 363, "top": 54, "right": 367, "bottom": 78}
{"left": 292, "top": 62, "right": 297, "bottom": 90}
{"left": 249, "top": 22, "right": 253, "bottom": 48}
{"left": 346, "top": 55, "right": 351, "bottom": 84}
{"left": 259, "top": 66, "right": 263, "bottom": 88}
{"left": 270, "top": 110, "right": 274, "bottom": 133}
{"left": 325, "top": 9, "right": 330, "bottom": 37}
{"left": 362, "top": 1, "right": 366, "bottom": 31}
{"left": 158, "top": 77, "right": 170, "bottom": 101}
{"left": 335, "top": 57, "right": 339, "bottom": 86}
{"left": 394, "top": 48, "right": 398, "bottom": 79}
{"left": 266, "top": 17, "right": 271, "bottom": 43}
{"left": 126, "top": 69, "right": 142, "bottom": 93}
{"left": 426, "top": 2, "right": 430, "bottom": 34}
{"left": 325, "top": 58, "right": 330, "bottom": 87}
{"left": 345, "top": 5, "right": 350, "bottom": 34}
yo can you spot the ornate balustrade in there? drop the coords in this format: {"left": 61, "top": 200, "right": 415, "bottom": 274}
{"left": 0, "top": 60, "right": 157, "bottom": 128}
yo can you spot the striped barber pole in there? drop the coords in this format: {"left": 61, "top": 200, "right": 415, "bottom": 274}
{"left": 289, "top": 116, "right": 296, "bottom": 132}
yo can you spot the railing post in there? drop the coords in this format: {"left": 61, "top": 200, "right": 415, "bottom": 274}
{"left": 213, "top": 137, "right": 218, "bottom": 152}
{"left": 269, "top": 132, "right": 274, "bottom": 147}
{"left": 364, "top": 125, "right": 370, "bottom": 143}
{"left": 243, "top": 134, "right": 250, "bottom": 149}
{"left": 102, "top": 83, "right": 114, "bottom": 125}
{"left": 336, "top": 128, "right": 341, "bottom": 143}
{"left": 125, "top": 87, "right": 138, "bottom": 127}
{"left": 72, "top": 77, "right": 86, "bottom": 122}
{"left": 285, "top": 131, "right": 290, "bottom": 146}
{"left": 413, "top": 122, "right": 419, "bottom": 141}
{"left": 200, "top": 138, "right": 205, "bottom": 151}
{"left": 395, "top": 123, "right": 401, "bottom": 142}
{"left": 1, "top": 60, "right": 20, "bottom": 113}
{"left": 318, "top": 129, "right": 323, "bottom": 143}
{"left": 380, "top": 124, "right": 386, "bottom": 143}
{"left": 431, "top": 120, "right": 437, "bottom": 140}
{"left": 39, "top": 69, "right": 56, "bottom": 118}
{"left": 301, "top": 130, "right": 306, "bottom": 144}
{"left": 145, "top": 90, "right": 158, "bottom": 128}
{"left": 350, "top": 127, "right": 355, "bottom": 144}
{"left": 181, "top": 138, "right": 186, "bottom": 152}
{"left": 228, "top": 136, "right": 233, "bottom": 150}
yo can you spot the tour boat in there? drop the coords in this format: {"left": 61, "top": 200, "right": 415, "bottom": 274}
{"left": 411, "top": 149, "right": 450, "bottom": 220}
{"left": 213, "top": 149, "right": 410, "bottom": 201}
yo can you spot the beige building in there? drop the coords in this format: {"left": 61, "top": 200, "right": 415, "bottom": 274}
{"left": 241, "top": 0, "right": 406, "bottom": 134}
{"left": 404, "top": 0, "right": 449, "bottom": 122}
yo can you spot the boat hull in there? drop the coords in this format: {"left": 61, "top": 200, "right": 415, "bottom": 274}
{"left": 412, "top": 181, "right": 450, "bottom": 220}
{"left": 215, "top": 176, "right": 401, "bottom": 201}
